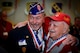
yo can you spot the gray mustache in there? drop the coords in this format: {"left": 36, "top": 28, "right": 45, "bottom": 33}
{"left": 31, "top": 24, "right": 39, "bottom": 26}
{"left": 49, "top": 30, "right": 55, "bottom": 33}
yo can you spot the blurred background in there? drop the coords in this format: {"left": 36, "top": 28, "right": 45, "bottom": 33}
{"left": 0, "top": 0, "right": 80, "bottom": 26}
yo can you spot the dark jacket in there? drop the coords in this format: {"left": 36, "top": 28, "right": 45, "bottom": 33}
{"left": 7, "top": 24, "right": 43, "bottom": 53}
{"left": 0, "top": 46, "right": 8, "bottom": 53}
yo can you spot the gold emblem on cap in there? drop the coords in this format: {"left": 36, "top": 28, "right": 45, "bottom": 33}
{"left": 64, "top": 16, "right": 70, "bottom": 22}
{"left": 26, "top": 36, "right": 29, "bottom": 38}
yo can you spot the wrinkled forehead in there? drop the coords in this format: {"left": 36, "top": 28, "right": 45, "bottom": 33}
{"left": 29, "top": 13, "right": 44, "bottom": 17}
{"left": 50, "top": 20, "right": 64, "bottom": 25}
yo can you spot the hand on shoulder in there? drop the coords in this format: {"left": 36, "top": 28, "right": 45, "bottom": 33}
{"left": 13, "top": 21, "right": 28, "bottom": 29}
{"left": 62, "top": 34, "right": 77, "bottom": 46}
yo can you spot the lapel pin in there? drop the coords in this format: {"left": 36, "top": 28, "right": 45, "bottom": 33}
{"left": 26, "top": 36, "right": 29, "bottom": 38}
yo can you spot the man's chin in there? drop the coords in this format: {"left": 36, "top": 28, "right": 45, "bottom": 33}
{"left": 32, "top": 28, "right": 39, "bottom": 31}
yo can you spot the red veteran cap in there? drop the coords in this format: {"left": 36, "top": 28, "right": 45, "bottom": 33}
{"left": 50, "top": 12, "right": 71, "bottom": 25}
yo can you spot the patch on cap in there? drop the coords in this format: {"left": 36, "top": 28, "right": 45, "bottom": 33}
{"left": 64, "top": 16, "right": 70, "bottom": 24}
{"left": 37, "top": 4, "right": 41, "bottom": 11}
{"left": 29, "top": 3, "right": 44, "bottom": 15}
{"left": 50, "top": 12, "right": 71, "bottom": 25}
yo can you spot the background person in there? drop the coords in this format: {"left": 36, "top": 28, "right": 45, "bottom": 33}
{"left": 69, "top": 17, "right": 80, "bottom": 50}
{"left": 0, "top": 10, "right": 12, "bottom": 51}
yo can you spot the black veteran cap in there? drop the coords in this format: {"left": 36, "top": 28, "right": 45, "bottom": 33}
{"left": 29, "top": 3, "right": 44, "bottom": 15}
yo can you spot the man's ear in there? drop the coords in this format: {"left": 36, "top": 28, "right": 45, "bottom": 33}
{"left": 43, "top": 14, "right": 45, "bottom": 23}
{"left": 63, "top": 26, "right": 67, "bottom": 33}
{"left": 43, "top": 18, "right": 45, "bottom": 23}
{"left": 63, "top": 22, "right": 69, "bottom": 34}
{"left": 27, "top": 15, "right": 30, "bottom": 20}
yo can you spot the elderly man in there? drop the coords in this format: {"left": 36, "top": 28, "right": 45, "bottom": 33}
{"left": 7, "top": 3, "right": 46, "bottom": 53}
{"left": 46, "top": 12, "right": 78, "bottom": 53}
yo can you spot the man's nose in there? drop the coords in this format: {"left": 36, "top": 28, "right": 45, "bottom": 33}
{"left": 33, "top": 19, "right": 37, "bottom": 24}
{"left": 49, "top": 24, "right": 54, "bottom": 30}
